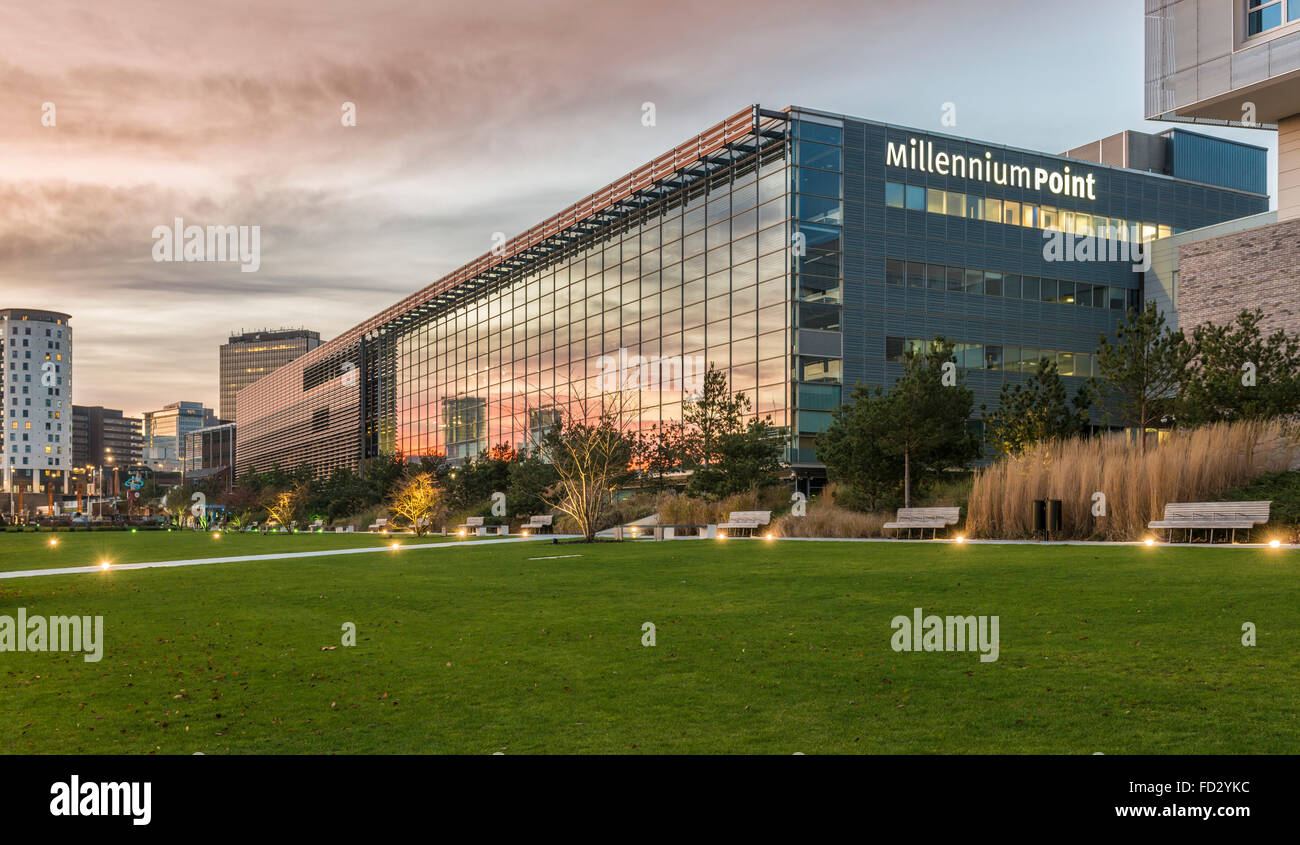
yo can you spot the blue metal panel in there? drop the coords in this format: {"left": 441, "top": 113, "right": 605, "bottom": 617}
{"left": 1167, "top": 129, "right": 1268, "bottom": 196}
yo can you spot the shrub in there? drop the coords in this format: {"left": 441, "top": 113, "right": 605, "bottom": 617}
{"left": 771, "top": 485, "right": 890, "bottom": 538}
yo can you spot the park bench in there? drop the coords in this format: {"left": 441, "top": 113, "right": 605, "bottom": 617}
{"left": 308, "top": 519, "right": 324, "bottom": 532}
{"left": 368, "top": 517, "right": 388, "bottom": 532}
{"left": 523, "top": 514, "right": 554, "bottom": 534}
{"left": 1148, "top": 501, "right": 1271, "bottom": 544}
{"left": 717, "top": 510, "right": 772, "bottom": 537}
{"left": 883, "top": 507, "right": 962, "bottom": 539}
{"left": 458, "top": 516, "right": 487, "bottom": 536}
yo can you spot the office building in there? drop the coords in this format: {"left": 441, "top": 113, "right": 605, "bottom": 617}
{"left": 72, "top": 404, "right": 143, "bottom": 467}
{"left": 236, "top": 104, "right": 1266, "bottom": 482}
{"left": 183, "top": 422, "right": 236, "bottom": 489}
{"left": 220, "top": 328, "right": 320, "bottom": 421}
{"left": 1146, "top": 0, "right": 1300, "bottom": 336}
{"left": 143, "top": 401, "right": 217, "bottom": 464}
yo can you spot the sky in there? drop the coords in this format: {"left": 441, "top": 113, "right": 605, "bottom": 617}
{"left": 0, "top": 0, "right": 1278, "bottom": 417}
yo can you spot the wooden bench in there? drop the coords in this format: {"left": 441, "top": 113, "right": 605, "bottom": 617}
{"left": 523, "top": 514, "right": 553, "bottom": 534}
{"left": 368, "top": 517, "right": 388, "bottom": 532}
{"left": 458, "top": 516, "right": 485, "bottom": 536}
{"left": 717, "top": 510, "right": 772, "bottom": 537}
{"left": 1148, "top": 501, "right": 1271, "bottom": 544}
{"left": 884, "top": 507, "right": 962, "bottom": 539}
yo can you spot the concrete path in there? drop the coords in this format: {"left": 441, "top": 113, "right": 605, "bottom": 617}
{"left": 0, "top": 535, "right": 581, "bottom": 580}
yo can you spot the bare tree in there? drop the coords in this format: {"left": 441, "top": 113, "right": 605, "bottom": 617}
{"left": 539, "top": 391, "right": 636, "bottom": 542}
{"left": 388, "top": 472, "right": 444, "bottom": 536}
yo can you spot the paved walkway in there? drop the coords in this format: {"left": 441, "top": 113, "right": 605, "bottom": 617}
{"left": 0, "top": 535, "right": 578, "bottom": 580}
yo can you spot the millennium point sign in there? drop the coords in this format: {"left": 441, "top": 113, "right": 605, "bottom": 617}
{"left": 886, "top": 137, "right": 1097, "bottom": 201}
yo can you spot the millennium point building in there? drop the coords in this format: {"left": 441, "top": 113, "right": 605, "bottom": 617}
{"left": 2, "top": 308, "right": 73, "bottom": 495}
{"left": 219, "top": 327, "right": 321, "bottom": 421}
{"left": 236, "top": 105, "right": 1267, "bottom": 482}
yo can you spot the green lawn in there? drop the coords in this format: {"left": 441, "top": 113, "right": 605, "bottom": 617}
{"left": 0, "top": 535, "right": 1296, "bottom": 754}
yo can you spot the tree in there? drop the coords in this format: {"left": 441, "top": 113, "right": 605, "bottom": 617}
{"left": 679, "top": 365, "right": 746, "bottom": 473}
{"left": 539, "top": 396, "right": 636, "bottom": 542}
{"left": 163, "top": 484, "right": 196, "bottom": 528}
{"left": 881, "top": 338, "right": 982, "bottom": 507}
{"left": 983, "top": 359, "right": 1092, "bottom": 455}
{"left": 388, "top": 472, "right": 445, "bottom": 536}
{"left": 635, "top": 422, "right": 685, "bottom": 491}
{"left": 1094, "top": 301, "right": 1189, "bottom": 455}
{"left": 1179, "top": 309, "right": 1300, "bottom": 425}
{"left": 506, "top": 451, "right": 558, "bottom": 518}
{"left": 817, "top": 384, "right": 904, "bottom": 511}
{"left": 264, "top": 487, "right": 301, "bottom": 529}
{"left": 678, "top": 365, "right": 782, "bottom": 499}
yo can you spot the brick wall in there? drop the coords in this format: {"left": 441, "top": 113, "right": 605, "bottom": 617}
{"left": 1177, "top": 217, "right": 1300, "bottom": 337}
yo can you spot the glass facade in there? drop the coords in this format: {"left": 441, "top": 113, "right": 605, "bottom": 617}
{"left": 391, "top": 141, "right": 791, "bottom": 461}
{"left": 235, "top": 105, "right": 1269, "bottom": 480}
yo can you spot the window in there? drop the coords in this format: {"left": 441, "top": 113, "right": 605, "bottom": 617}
{"left": 906, "top": 261, "right": 926, "bottom": 289}
{"left": 1248, "top": 0, "right": 1284, "bottom": 35}
{"left": 904, "top": 185, "right": 925, "bottom": 211}
{"left": 927, "top": 264, "right": 947, "bottom": 290}
{"left": 926, "top": 187, "right": 946, "bottom": 214}
{"left": 885, "top": 182, "right": 904, "bottom": 208}
{"left": 885, "top": 258, "right": 906, "bottom": 285}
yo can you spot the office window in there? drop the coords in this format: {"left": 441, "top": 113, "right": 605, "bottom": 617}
{"left": 1003, "top": 200, "right": 1020, "bottom": 225}
{"left": 926, "top": 187, "right": 947, "bottom": 214}
{"left": 906, "top": 261, "right": 926, "bottom": 288}
{"left": 1248, "top": 0, "right": 1283, "bottom": 35}
{"left": 885, "top": 258, "right": 906, "bottom": 285}
{"left": 904, "top": 185, "right": 925, "bottom": 211}
{"left": 885, "top": 182, "right": 905, "bottom": 208}
{"left": 945, "top": 190, "right": 965, "bottom": 217}
{"left": 927, "top": 264, "right": 947, "bottom": 290}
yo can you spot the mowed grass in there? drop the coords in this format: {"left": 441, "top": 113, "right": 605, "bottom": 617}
{"left": 1, "top": 535, "right": 1297, "bottom": 754}
{"left": 0, "top": 530, "right": 487, "bottom": 573}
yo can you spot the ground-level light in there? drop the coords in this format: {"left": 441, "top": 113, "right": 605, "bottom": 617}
{"left": 1269, "top": 539, "right": 1282, "bottom": 548}
{"left": 955, "top": 536, "right": 965, "bottom": 543}
{"left": 48, "top": 538, "right": 58, "bottom": 547}
{"left": 99, "top": 560, "right": 110, "bottom": 570}
{"left": 1144, "top": 538, "right": 1156, "bottom": 547}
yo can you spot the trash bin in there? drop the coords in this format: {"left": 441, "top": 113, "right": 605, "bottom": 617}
{"left": 1033, "top": 499, "right": 1062, "bottom": 534}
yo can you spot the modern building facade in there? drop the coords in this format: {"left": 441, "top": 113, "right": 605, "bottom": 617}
{"left": 72, "top": 405, "right": 143, "bottom": 467}
{"left": 183, "top": 422, "right": 236, "bottom": 489}
{"left": 220, "top": 328, "right": 321, "bottom": 421}
{"left": 142, "top": 401, "right": 218, "bottom": 464}
{"left": 1146, "top": 0, "right": 1300, "bottom": 336}
{"left": 2, "top": 308, "right": 72, "bottom": 495}
{"left": 236, "top": 105, "right": 1267, "bottom": 480}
